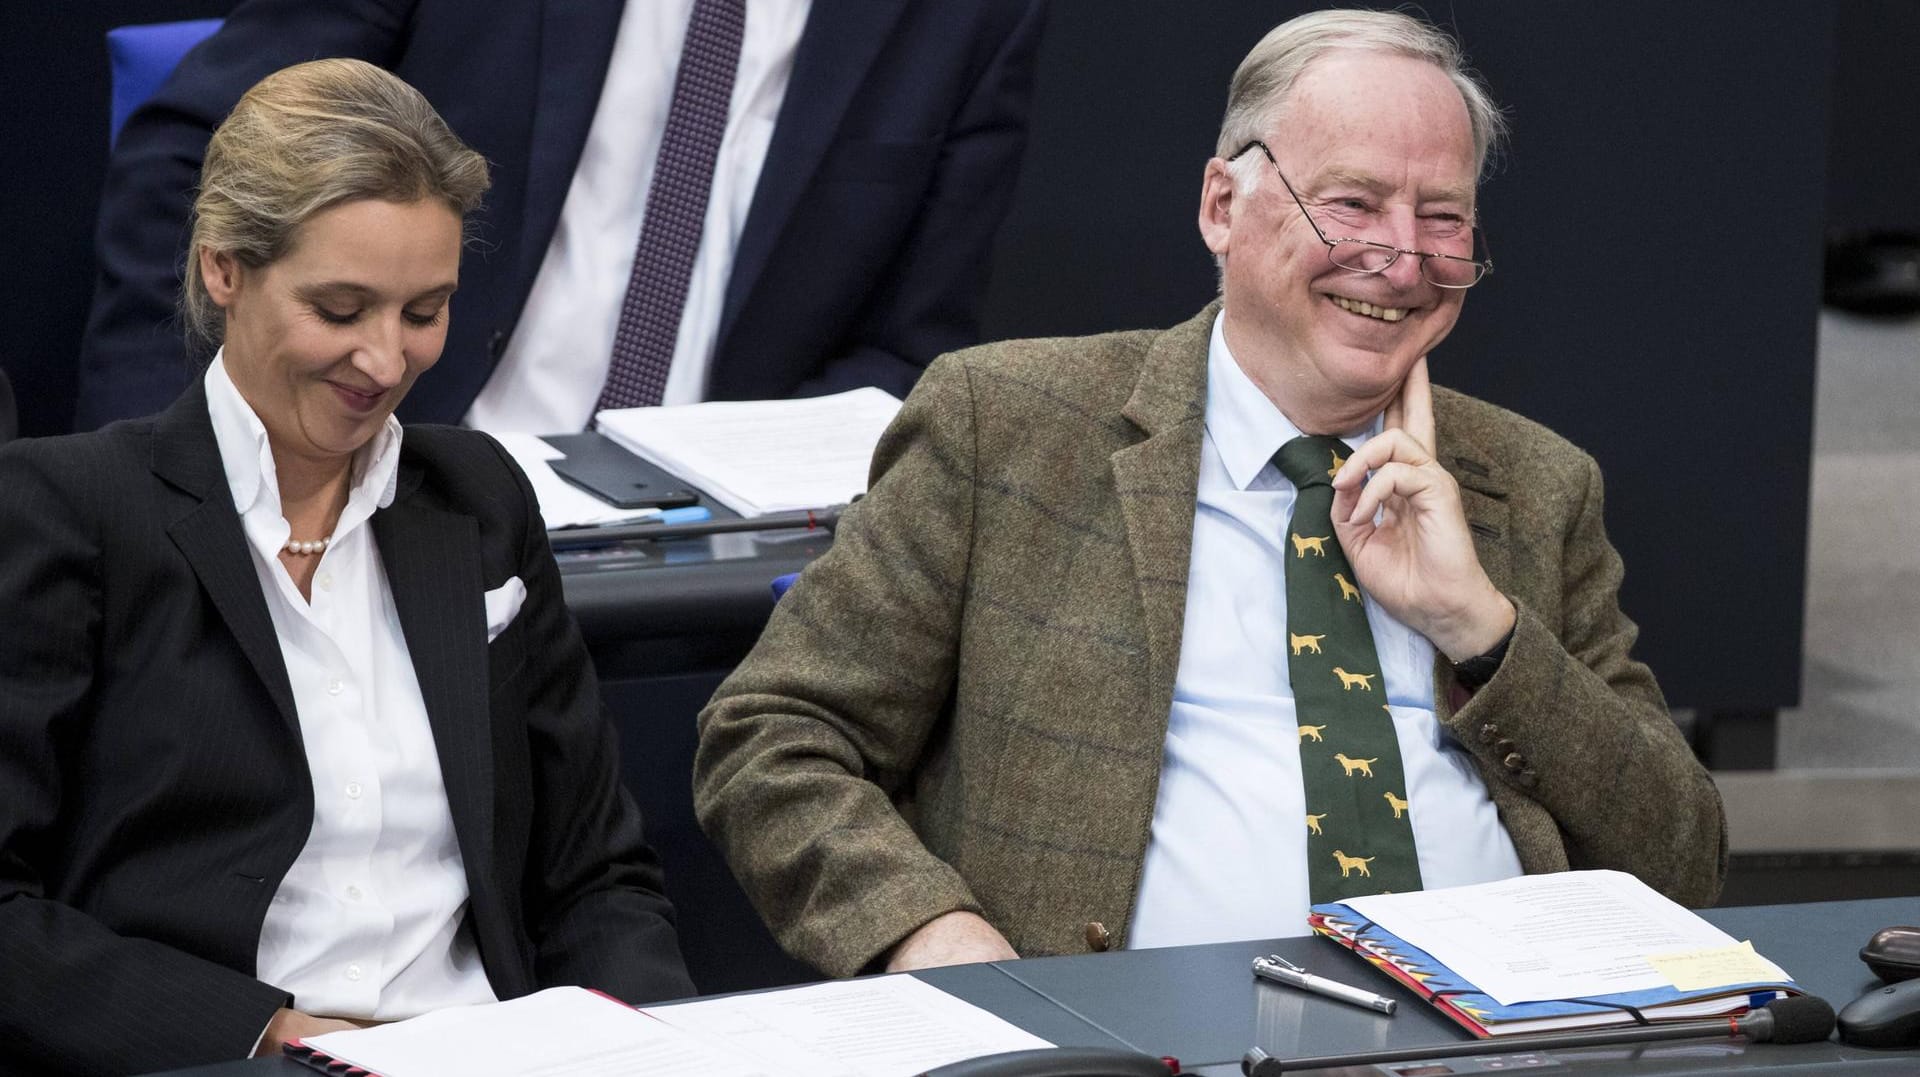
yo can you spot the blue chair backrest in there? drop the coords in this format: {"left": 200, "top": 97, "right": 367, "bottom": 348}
{"left": 771, "top": 572, "right": 801, "bottom": 600}
{"left": 107, "top": 18, "right": 224, "bottom": 146}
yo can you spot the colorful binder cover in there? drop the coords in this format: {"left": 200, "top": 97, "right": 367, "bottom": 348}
{"left": 283, "top": 1039, "right": 379, "bottom": 1077}
{"left": 1308, "top": 904, "right": 1802, "bottom": 1038}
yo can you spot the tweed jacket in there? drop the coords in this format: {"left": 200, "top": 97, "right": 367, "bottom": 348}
{"left": 694, "top": 305, "right": 1728, "bottom": 978}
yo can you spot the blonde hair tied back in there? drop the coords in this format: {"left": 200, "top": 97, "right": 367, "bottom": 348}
{"left": 182, "top": 57, "right": 491, "bottom": 351}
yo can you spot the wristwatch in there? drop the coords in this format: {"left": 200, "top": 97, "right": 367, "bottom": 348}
{"left": 1450, "top": 622, "right": 1515, "bottom": 689}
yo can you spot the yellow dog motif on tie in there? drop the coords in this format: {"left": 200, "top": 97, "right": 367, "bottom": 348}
{"left": 1297, "top": 724, "right": 1326, "bottom": 742}
{"left": 1289, "top": 632, "right": 1326, "bottom": 655}
{"left": 1332, "top": 667, "right": 1375, "bottom": 691}
{"left": 1334, "top": 572, "right": 1362, "bottom": 602}
{"left": 1332, "top": 850, "right": 1375, "bottom": 878}
{"left": 1384, "top": 791, "right": 1409, "bottom": 819}
{"left": 1306, "top": 813, "right": 1327, "bottom": 835}
{"left": 1291, "top": 533, "right": 1330, "bottom": 558}
{"left": 1328, "top": 450, "right": 1346, "bottom": 479}
{"left": 1334, "top": 753, "right": 1378, "bottom": 777}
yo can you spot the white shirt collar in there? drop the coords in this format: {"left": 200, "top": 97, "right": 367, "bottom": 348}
{"left": 203, "top": 350, "right": 405, "bottom": 524}
{"left": 1204, "top": 311, "right": 1380, "bottom": 491}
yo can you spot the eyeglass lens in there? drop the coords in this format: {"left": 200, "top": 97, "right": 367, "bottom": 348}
{"left": 1327, "top": 240, "right": 1486, "bottom": 289}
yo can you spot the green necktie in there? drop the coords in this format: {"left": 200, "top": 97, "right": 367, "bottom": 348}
{"left": 1275, "top": 435, "right": 1423, "bottom": 901}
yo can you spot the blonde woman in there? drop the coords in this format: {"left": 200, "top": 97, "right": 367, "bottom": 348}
{"left": 0, "top": 59, "right": 692, "bottom": 1074}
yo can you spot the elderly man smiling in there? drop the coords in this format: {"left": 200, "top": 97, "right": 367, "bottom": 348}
{"left": 694, "top": 8, "right": 1726, "bottom": 977}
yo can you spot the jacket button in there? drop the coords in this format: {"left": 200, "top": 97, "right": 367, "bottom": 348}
{"left": 1085, "top": 921, "right": 1111, "bottom": 952}
{"left": 1478, "top": 722, "right": 1500, "bottom": 744}
{"left": 488, "top": 329, "right": 508, "bottom": 359}
{"left": 1502, "top": 751, "right": 1527, "bottom": 772}
{"left": 1495, "top": 738, "right": 1516, "bottom": 756}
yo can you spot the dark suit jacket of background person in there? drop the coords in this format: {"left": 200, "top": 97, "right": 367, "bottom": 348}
{"left": 0, "top": 385, "right": 695, "bottom": 1076}
{"left": 693, "top": 304, "right": 1730, "bottom": 978}
{"left": 76, "top": 0, "right": 1045, "bottom": 430}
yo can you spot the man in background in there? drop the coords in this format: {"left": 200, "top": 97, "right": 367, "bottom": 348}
{"left": 79, "top": 0, "right": 1044, "bottom": 432}
{"left": 694, "top": 8, "right": 1724, "bottom": 976}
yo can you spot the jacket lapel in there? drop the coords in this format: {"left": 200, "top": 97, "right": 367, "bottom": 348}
{"left": 519, "top": 0, "right": 627, "bottom": 298}
{"left": 720, "top": 0, "right": 909, "bottom": 343}
{"left": 1429, "top": 400, "right": 1516, "bottom": 717}
{"left": 372, "top": 473, "right": 496, "bottom": 885}
{"left": 152, "top": 382, "right": 300, "bottom": 733}
{"left": 1436, "top": 407, "right": 1512, "bottom": 595}
{"left": 1110, "top": 306, "right": 1215, "bottom": 735}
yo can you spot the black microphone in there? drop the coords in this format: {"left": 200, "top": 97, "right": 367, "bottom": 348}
{"left": 1242, "top": 994, "right": 1835, "bottom": 1075}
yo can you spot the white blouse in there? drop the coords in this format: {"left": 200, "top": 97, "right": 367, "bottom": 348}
{"left": 205, "top": 355, "right": 497, "bottom": 1019}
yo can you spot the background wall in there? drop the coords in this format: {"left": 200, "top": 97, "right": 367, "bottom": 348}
{"left": 2, "top": 2, "right": 1856, "bottom": 714}
{"left": 1827, "top": 0, "right": 1920, "bottom": 235}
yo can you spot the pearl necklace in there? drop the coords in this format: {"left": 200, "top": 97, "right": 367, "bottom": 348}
{"left": 283, "top": 535, "right": 332, "bottom": 556}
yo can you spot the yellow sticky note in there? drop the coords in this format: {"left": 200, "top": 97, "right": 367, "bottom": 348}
{"left": 1645, "top": 940, "right": 1781, "bottom": 992}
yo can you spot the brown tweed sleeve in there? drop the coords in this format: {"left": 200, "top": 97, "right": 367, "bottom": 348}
{"left": 1445, "top": 452, "right": 1728, "bottom": 908}
{"left": 694, "top": 354, "right": 987, "bottom": 977}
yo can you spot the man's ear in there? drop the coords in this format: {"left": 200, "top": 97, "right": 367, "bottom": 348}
{"left": 199, "top": 247, "right": 243, "bottom": 308}
{"left": 1198, "top": 157, "right": 1237, "bottom": 259}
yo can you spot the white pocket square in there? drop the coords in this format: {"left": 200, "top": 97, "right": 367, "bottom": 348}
{"left": 483, "top": 576, "right": 527, "bottom": 643}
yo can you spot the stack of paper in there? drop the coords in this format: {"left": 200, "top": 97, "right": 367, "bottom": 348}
{"left": 594, "top": 388, "right": 902, "bottom": 517}
{"left": 286, "top": 989, "right": 762, "bottom": 1076}
{"left": 289, "top": 977, "right": 1052, "bottom": 1077}
{"left": 1309, "top": 870, "right": 1801, "bottom": 1038}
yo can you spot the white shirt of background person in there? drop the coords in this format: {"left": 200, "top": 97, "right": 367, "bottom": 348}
{"left": 465, "top": 0, "right": 813, "bottom": 435}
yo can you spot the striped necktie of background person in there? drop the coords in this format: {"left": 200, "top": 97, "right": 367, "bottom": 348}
{"left": 596, "top": 0, "right": 747, "bottom": 412}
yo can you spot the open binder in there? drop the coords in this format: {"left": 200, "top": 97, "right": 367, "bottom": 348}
{"left": 1308, "top": 901, "right": 1803, "bottom": 1038}
{"left": 1305, "top": 902, "right": 1797, "bottom": 1036}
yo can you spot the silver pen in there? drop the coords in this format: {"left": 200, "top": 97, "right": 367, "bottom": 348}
{"left": 1252, "top": 954, "right": 1397, "bottom": 1015}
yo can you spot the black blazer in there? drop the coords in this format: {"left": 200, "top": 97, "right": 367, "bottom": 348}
{"left": 75, "top": 0, "right": 1046, "bottom": 429}
{"left": 0, "top": 384, "right": 694, "bottom": 1076}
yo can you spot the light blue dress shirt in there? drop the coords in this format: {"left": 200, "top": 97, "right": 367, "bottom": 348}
{"left": 1127, "top": 314, "right": 1522, "bottom": 949}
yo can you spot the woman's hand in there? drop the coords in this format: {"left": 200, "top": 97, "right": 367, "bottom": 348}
{"left": 254, "top": 1008, "right": 372, "bottom": 1056}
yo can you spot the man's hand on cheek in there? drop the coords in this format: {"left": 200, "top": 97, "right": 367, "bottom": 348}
{"left": 1329, "top": 356, "right": 1514, "bottom": 662}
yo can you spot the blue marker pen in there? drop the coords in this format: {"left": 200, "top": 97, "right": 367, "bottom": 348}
{"left": 658, "top": 506, "right": 713, "bottom": 525}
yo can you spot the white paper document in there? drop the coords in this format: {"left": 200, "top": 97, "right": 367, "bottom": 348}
{"left": 292, "top": 977, "right": 1051, "bottom": 1077}
{"left": 645, "top": 976, "right": 1054, "bottom": 1077}
{"left": 493, "top": 432, "right": 665, "bottom": 529}
{"left": 595, "top": 388, "right": 903, "bottom": 517}
{"left": 297, "top": 987, "right": 768, "bottom": 1077}
{"left": 1342, "top": 870, "right": 1790, "bottom": 1006}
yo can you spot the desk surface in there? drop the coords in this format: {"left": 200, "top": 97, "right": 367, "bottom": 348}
{"left": 147, "top": 896, "right": 1920, "bottom": 1077}
{"left": 991, "top": 896, "right": 1920, "bottom": 1075}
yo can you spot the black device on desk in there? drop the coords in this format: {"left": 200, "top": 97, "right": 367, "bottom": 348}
{"left": 543, "top": 432, "right": 700, "bottom": 509}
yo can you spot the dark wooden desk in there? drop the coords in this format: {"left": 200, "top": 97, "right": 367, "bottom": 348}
{"left": 991, "top": 897, "right": 1920, "bottom": 1076}
{"left": 144, "top": 897, "right": 1920, "bottom": 1076}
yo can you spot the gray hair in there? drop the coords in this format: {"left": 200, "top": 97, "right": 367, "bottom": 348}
{"left": 183, "top": 58, "right": 491, "bottom": 351}
{"left": 1217, "top": 9, "right": 1506, "bottom": 190}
